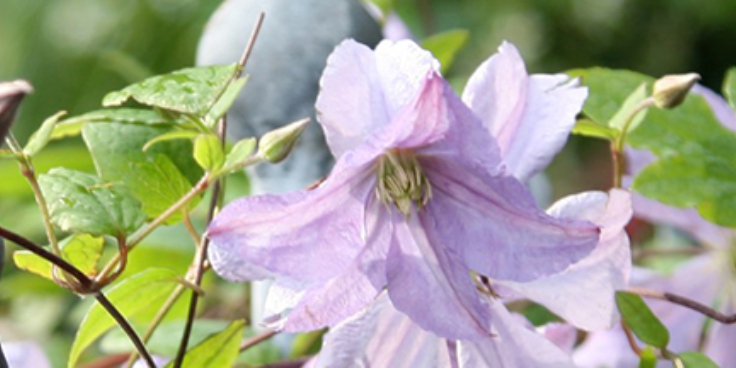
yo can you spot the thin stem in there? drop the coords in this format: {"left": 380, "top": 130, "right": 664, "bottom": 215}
{"left": 611, "top": 97, "right": 656, "bottom": 188}
{"left": 628, "top": 286, "right": 736, "bottom": 324}
{"left": 239, "top": 329, "right": 278, "bottom": 352}
{"left": 621, "top": 322, "right": 642, "bottom": 356}
{"left": 0, "top": 225, "right": 91, "bottom": 289}
{"left": 95, "top": 292, "right": 155, "bottom": 368}
{"left": 182, "top": 211, "right": 201, "bottom": 244}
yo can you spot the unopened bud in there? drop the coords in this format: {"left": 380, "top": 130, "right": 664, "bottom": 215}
{"left": 0, "top": 80, "right": 33, "bottom": 143}
{"left": 652, "top": 73, "right": 700, "bottom": 109}
{"left": 258, "top": 118, "right": 310, "bottom": 163}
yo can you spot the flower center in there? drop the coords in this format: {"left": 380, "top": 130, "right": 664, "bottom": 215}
{"left": 375, "top": 150, "right": 432, "bottom": 216}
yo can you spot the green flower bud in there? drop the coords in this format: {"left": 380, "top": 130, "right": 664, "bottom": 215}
{"left": 0, "top": 80, "right": 33, "bottom": 143}
{"left": 652, "top": 73, "right": 700, "bottom": 109}
{"left": 257, "top": 118, "right": 310, "bottom": 163}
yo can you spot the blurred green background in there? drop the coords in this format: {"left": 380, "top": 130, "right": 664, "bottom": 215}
{"left": 0, "top": 0, "right": 735, "bottom": 366}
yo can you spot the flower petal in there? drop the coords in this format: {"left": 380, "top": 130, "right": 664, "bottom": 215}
{"left": 692, "top": 84, "right": 736, "bottom": 132}
{"left": 704, "top": 297, "right": 736, "bottom": 366}
{"left": 423, "top": 157, "right": 599, "bottom": 282}
{"left": 307, "top": 293, "right": 453, "bottom": 368}
{"left": 462, "top": 41, "right": 586, "bottom": 182}
{"left": 457, "top": 301, "right": 577, "bottom": 368}
{"left": 207, "top": 146, "right": 379, "bottom": 283}
{"left": 496, "top": 189, "right": 632, "bottom": 331}
{"left": 386, "top": 210, "right": 492, "bottom": 341}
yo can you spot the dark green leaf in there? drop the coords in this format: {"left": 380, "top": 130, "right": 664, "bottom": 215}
{"left": 678, "top": 351, "right": 718, "bottom": 368}
{"left": 164, "top": 320, "right": 245, "bottom": 368}
{"left": 68, "top": 269, "right": 180, "bottom": 368}
{"left": 615, "top": 291, "right": 669, "bottom": 349}
{"left": 38, "top": 168, "right": 145, "bottom": 237}
{"left": 102, "top": 64, "right": 238, "bottom": 117}
{"left": 193, "top": 134, "right": 224, "bottom": 172}
{"left": 724, "top": 67, "right": 736, "bottom": 110}
{"left": 23, "top": 111, "right": 66, "bottom": 156}
{"left": 421, "top": 30, "right": 469, "bottom": 74}
{"left": 83, "top": 123, "right": 201, "bottom": 222}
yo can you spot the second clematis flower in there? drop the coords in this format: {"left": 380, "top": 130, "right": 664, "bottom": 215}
{"left": 207, "top": 39, "right": 599, "bottom": 340}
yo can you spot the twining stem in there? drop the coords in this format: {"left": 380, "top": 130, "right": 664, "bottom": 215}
{"left": 628, "top": 286, "right": 736, "bottom": 324}
{"left": 0, "top": 226, "right": 155, "bottom": 367}
{"left": 172, "top": 12, "right": 265, "bottom": 368}
{"left": 611, "top": 97, "right": 656, "bottom": 188}
{"left": 621, "top": 322, "right": 642, "bottom": 356}
{"left": 239, "top": 329, "right": 278, "bottom": 352}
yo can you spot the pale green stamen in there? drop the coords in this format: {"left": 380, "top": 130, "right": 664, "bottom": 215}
{"left": 375, "top": 150, "right": 432, "bottom": 216}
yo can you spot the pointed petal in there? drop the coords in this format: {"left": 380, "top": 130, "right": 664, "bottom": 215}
{"left": 462, "top": 41, "right": 586, "bottom": 181}
{"left": 280, "top": 200, "right": 392, "bottom": 332}
{"left": 423, "top": 157, "right": 599, "bottom": 282}
{"left": 316, "top": 40, "right": 391, "bottom": 158}
{"left": 309, "top": 293, "right": 453, "bottom": 368}
{"left": 207, "top": 147, "right": 379, "bottom": 283}
{"left": 457, "top": 301, "right": 577, "bottom": 368}
{"left": 386, "top": 210, "right": 492, "bottom": 341}
{"left": 496, "top": 190, "right": 633, "bottom": 331}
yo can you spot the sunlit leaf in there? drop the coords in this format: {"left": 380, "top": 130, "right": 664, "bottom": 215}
{"left": 38, "top": 168, "right": 145, "bottom": 237}
{"left": 615, "top": 291, "right": 669, "bottom": 349}
{"left": 421, "top": 29, "right": 469, "bottom": 74}
{"left": 572, "top": 119, "right": 619, "bottom": 140}
{"left": 608, "top": 83, "right": 648, "bottom": 132}
{"left": 205, "top": 76, "right": 248, "bottom": 126}
{"left": 193, "top": 134, "right": 224, "bottom": 172}
{"left": 102, "top": 64, "right": 238, "bottom": 117}
{"left": 568, "top": 68, "right": 653, "bottom": 125}
{"left": 220, "top": 137, "right": 256, "bottom": 174}
{"left": 68, "top": 269, "right": 180, "bottom": 368}
{"left": 164, "top": 320, "right": 245, "bottom": 368}
{"left": 638, "top": 346, "right": 657, "bottom": 368}
{"left": 724, "top": 67, "right": 736, "bottom": 110}
{"left": 143, "top": 130, "right": 199, "bottom": 151}
{"left": 51, "top": 108, "right": 180, "bottom": 140}
{"left": 678, "top": 351, "right": 718, "bottom": 368}
{"left": 12, "top": 234, "right": 104, "bottom": 281}
{"left": 23, "top": 111, "right": 66, "bottom": 156}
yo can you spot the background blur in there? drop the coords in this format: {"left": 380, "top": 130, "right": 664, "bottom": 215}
{"left": 0, "top": 0, "right": 735, "bottom": 366}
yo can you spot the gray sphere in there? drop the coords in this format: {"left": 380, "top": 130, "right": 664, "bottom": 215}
{"left": 197, "top": 0, "right": 383, "bottom": 193}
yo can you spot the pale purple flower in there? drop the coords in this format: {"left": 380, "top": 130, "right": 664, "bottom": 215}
{"left": 208, "top": 40, "right": 599, "bottom": 340}
{"left": 575, "top": 84, "right": 736, "bottom": 367}
{"left": 306, "top": 189, "right": 631, "bottom": 368}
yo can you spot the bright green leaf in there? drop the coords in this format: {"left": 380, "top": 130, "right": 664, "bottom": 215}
{"left": 13, "top": 251, "right": 54, "bottom": 281}
{"left": 572, "top": 119, "right": 619, "bottom": 140}
{"left": 206, "top": 76, "right": 248, "bottom": 126}
{"left": 0, "top": 149, "right": 16, "bottom": 159}
{"left": 83, "top": 123, "right": 200, "bottom": 222}
{"left": 290, "top": 330, "right": 325, "bottom": 358}
{"left": 102, "top": 64, "right": 238, "bottom": 117}
{"left": 14, "top": 234, "right": 104, "bottom": 281}
{"left": 615, "top": 291, "right": 669, "bottom": 349}
{"left": 143, "top": 130, "right": 199, "bottom": 151}
{"left": 164, "top": 320, "right": 245, "bottom": 368}
{"left": 68, "top": 269, "right": 180, "bottom": 368}
{"left": 678, "top": 351, "right": 718, "bottom": 368}
{"left": 421, "top": 30, "right": 469, "bottom": 74}
{"left": 23, "top": 111, "right": 66, "bottom": 156}
{"left": 638, "top": 346, "right": 657, "bottom": 368}
{"left": 724, "top": 67, "right": 736, "bottom": 110}
{"left": 38, "top": 168, "right": 145, "bottom": 237}
{"left": 568, "top": 68, "right": 653, "bottom": 125}
{"left": 51, "top": 108, "right": 180, "bottom": 140}
{"left": 193, "top": 134, "right": 224, "bottom": 172}
{"left": 221, "top": 137, "right": 256, "bottom": 173}
{"left": 609, "top": 83, "right": 649, "bottom": 132}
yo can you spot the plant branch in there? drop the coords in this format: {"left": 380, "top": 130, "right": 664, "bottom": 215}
{"left": 628, "top": 286, "right": 736, "bottom": 324}
{"left": 611, "top": 97, "right": 656, "bottom": 188}
{"left": 240, "top": 329, "right": 278, "bottom": 352}
{"left": 95, "top": 292, "right": 156, "bottom": 368}
{"left": 621, "top": 322, "right": 643, "bottom": 356}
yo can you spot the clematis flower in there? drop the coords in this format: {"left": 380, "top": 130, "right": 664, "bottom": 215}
{"left": 307, "top": 188, "right": 631, "bottom": 368}
{"left": 575, "top": 85, "right": 736, "bottom": 367}
{"left": 208, "top": 39, "right": 600, "bottom": 340}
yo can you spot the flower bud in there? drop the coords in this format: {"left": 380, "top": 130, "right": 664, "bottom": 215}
{"left": 0, "top": 80, "right": 33, "bottom": 143}
{"left": 652, "top": 73, "right": 700, "bottom": 109}
{"left": 257, "top": 118, "right": 310, "bottom": 163}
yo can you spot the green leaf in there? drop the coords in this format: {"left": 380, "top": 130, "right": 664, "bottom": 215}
{"left": 421, "top": 29, "right": 469, "bottom": 74}
{"left": 193, "top": 134, "right": 224, "bottom": 172}
{"left": 290, "top": 330, "right": 324, "bottom": 358}
{"left": 102, "top": 64, "right": 238, "bottom": 117}
{"left": 0, "top": 149, "right": 16, "bottom": 159}
{"left": 68, "top": 269, "right": 180, "bottom": 368}
{"left": 609, "top": 83, "right": 649, "bottom": 132}
{"left": 628, "top": 94, "right": 736, "bottom": 227}
{"left": 724, "top": 67, "right": 736, "bottom": 110}
{"left": 205, "top": 76, "right": 248, "bottom": 126}
{"left": 572, "top": 119, "right": 619, "bottom": 140}
{"left": 142, "top": 130, "right": 199, "bottom": 151}
{"left": 83, "top": 123, "right": 201, "bottom": 222}
{"left": 51, "top": 108, "right": 180, "bottom": 140}
{"left": 638, "top": 346, "right": 657, "bottom": 368}
{"left": 678, "top": 351, "right": 718, "bottom": 368}
{"left": 164, "top": 320, "right": 245, "bottom": 368}
{"left": 568, "top": 68, "right": 653, "bottom": 125}
{"left": 221, "top": 137, "right": 256, "bottom": 173}
{"left": 23, "top": 111, "right": 66, "bottom": 156}
{"left": 38, "top": 168, "right": 145, "bottom": 237}
{"left": 615, "top": 291, "right": 669, "bottom": 349}
{"left": 13, "top": 234, "right": 104, "bottom": 280}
